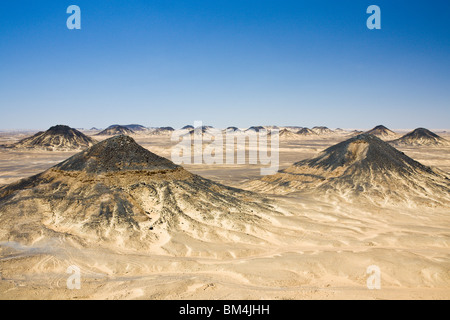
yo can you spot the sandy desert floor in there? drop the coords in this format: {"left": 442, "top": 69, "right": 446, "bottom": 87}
{"left": 0, "top": 131, "right": 449, "bottom": 300}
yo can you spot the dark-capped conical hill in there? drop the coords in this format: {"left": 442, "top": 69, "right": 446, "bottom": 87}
{"left": 293, "top": 134, "right": 432, "bottom": 174}
{"left": 96, "top": 125, "right": 134, "bottom": 136}
{"left": 55, "top": 135, "right": 178, "bottom": 174}
{"left": 0, "top": 136, "right": 279, "bottom": 253}
{"left": 9, "top": 125, "right": 96, "bottom": 151}
{"left": 275, "top": 129, "right": 299, "bottom": 139}
{"left": 297, "top": 128, "right": 317, "bottom": 136}
{"left": 250, "top": 134, "right": 450, "bottom": 206}
{"left": 364, "top": 125, "right": 397, "bottom": 140}
{"left": 391, "top": 128, "right": 449, "bottom": 146}
{"left": 311, "top": 126, "right": 333, "bottom": 135}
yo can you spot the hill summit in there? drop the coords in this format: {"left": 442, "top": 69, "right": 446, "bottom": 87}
{"left": 297, "top": 128, "right": 317, "bottom": 136}
{"left": 364, "top": 125, "right": 397, "bottom": 140}
{"left": 97, "top": 125, "right": 134, "bottom": 136}
{"left": 55, "top": 135, "right": 179, "bottom": 174}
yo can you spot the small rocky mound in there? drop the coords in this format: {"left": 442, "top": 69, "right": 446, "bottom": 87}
{"left": 8, "top": 125, "right": 96, "bottom": 151}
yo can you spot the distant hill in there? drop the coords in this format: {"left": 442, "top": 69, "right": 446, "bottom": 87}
{"left": 277, "top": 129, "right": 300, "bottom": 139}
{"left": 224, "top": 127, "right": 240, "bottom": 133}
{"left": 390, "top": 128, "right": 449, "bottom": 146}
{"left": 297, "top": 128, "right": 317, "bottom": 136}
{"left": 8, "top": 125, "right": 96, "bottom": 151}
{"left": 148, "top": 127, "right": 175, "bottom": 135}
{"left": 106, "top": 124, "right": 147, "bottom": 132}
{"left": 364, "top": 125, "right": 397, "bottom": 140}
{"left": 311, "top": 126, "right": 334, "bottom": 135}
{"left": 96, "top": 125, "right": 134, "bottom": 136}
{"left": 245, "top": 126, "right": 266, "bottom": 133}
{"left": 184, "top": 126, "right": 216, "bottom": 136}
{"left": 122, "top": 124, "right": 148, "bottom": 132}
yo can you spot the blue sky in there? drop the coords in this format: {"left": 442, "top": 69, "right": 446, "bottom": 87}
{"left": 0, "top": 0, "right": 449, "bottom": 130}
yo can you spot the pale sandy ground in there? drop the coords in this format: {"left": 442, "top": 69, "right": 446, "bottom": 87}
{"left": 0, "top": 131, "right": 449, "bottom": 300}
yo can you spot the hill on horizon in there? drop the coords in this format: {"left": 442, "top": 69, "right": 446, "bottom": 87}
{"left": 364, "top": 125, "right": 398, "bottom": 140}
{"left": 390, "top": 128, "right": 450, "bottom": 146}
{"left": 297, "top": 128, "right": 317, "bottom": 136}
{"left": 97, "top": 125, "right": 134, "bottom": 136}
{"left": 311, "top": 126, "right": 334, "bottom": 135}
{"left": 5, "top": 125, "right": 97, "bottom": 151}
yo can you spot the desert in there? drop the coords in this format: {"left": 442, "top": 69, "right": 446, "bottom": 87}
{"left": 0, "top": 126, "right": 449, "bottom": 300}
{"left": 2, "top": 1, "right": 449, "bottom": 304}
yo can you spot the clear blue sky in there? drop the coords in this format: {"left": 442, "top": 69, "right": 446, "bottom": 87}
{"left": 0, "top": 0, "right": 449, "bottom": 130}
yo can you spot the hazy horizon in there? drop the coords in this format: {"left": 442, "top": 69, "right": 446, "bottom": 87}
{"left": 1, "top": 124, "right": 450, "bottom": 132}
